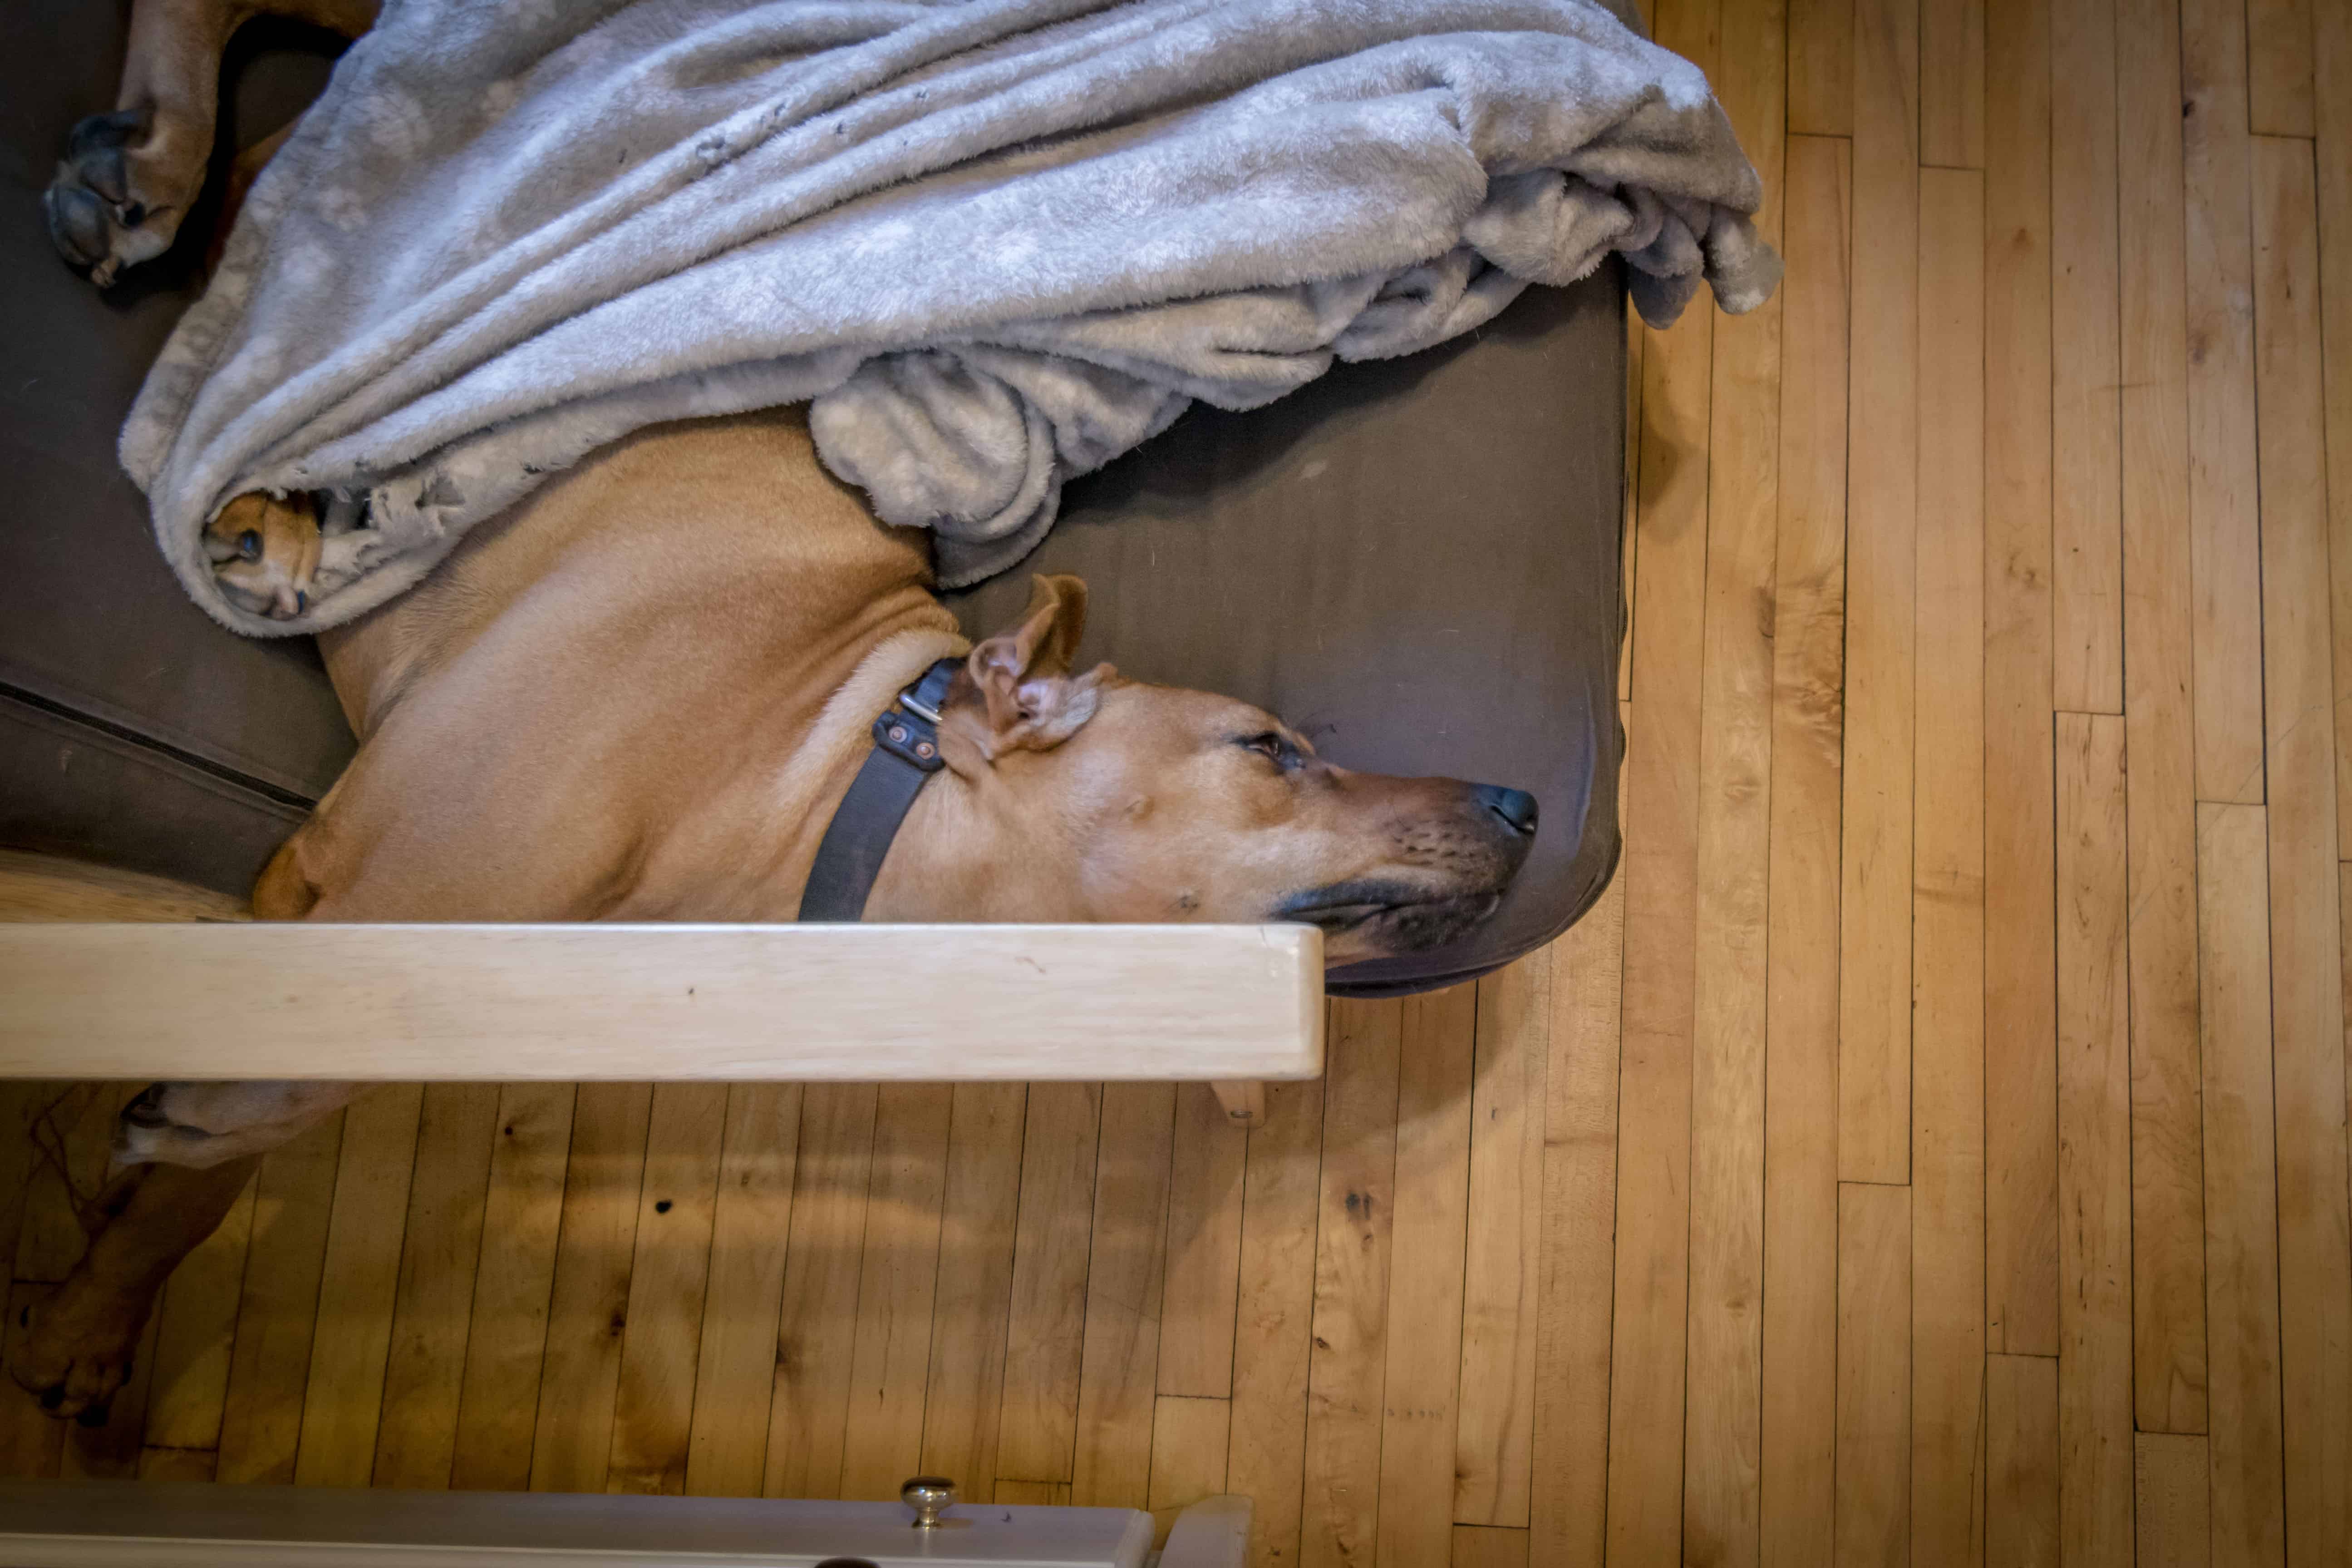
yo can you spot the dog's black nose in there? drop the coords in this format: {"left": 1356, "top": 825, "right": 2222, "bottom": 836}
{"left": 1474, "top": 783, "right": 1539, "bottom": 836}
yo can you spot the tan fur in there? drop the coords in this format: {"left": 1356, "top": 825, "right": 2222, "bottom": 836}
{"left": 256, "top": 404, "right": 1522, "bottom": 946}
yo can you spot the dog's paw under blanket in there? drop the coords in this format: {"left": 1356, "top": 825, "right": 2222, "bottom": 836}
{"left": 124, "top": 0, "right": 1781, "bottom": 636}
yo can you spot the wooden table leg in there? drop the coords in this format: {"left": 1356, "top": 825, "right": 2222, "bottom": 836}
{"left": 1209, "top": 1080, "right": 1265, "bottom": 1128}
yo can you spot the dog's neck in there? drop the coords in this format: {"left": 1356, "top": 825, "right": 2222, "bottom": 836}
{"left": 864, "top": 765, "right": 1091, "bottom": 924}
{"left": 763, "top": 624, "right": 969, "bottom": 917}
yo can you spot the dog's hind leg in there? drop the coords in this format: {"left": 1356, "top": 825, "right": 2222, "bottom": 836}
{"left": 5, "top": 1081, "right": 360, "bottom": 1422}
{"left": 45, "top": 0, "right": 380, "bottom": 286}
{"left": 12, "top": 801, "right": 365, "bottom": 1419}
{"left": 6, "top": 1156, "right": 258, "bottom": 1424}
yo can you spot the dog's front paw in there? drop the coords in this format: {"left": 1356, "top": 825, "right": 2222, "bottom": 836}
{"left": 207, "top": 491, "right": 325, "bottom": 619}
{"left": 44, "top": 106, "right": 191, "bottom": 287}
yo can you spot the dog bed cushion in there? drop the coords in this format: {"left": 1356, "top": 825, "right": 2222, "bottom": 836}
{"left": 5, "top": 10, "right": 1624, "bottom": 994}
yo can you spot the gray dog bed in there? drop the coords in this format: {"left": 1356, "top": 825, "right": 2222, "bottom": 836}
{"left": 3, "top": 5, "right": 1707, "bottom": 993}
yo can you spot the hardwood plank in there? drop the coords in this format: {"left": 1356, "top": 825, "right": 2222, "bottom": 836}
{"left": 1682, "top": 3, "right": 1782, "bottom": 1548}
{"left": 916, "top": 1082, "right": 1025, "bottom": 1504}
{"left": 2318, "top": 0, "right": 2352, "bottom": 845}
{"left": 1841, "top": 0, "right": 1921, "bottom": 1184}
{"left": 1913, "top": 163, "right": 1989, "bottom": 1568}
{"left": 1712, "top": 0, "right": 1786, "bottom": 305}
{"left": 140, "top": 1173, "right": 259, "bottom": 1452}
{"left": 1455, "top": 955, "right": 1547, "bottom": 1528}
{"left": 526, "top": 1081, "right": 654, "bottom": 1494}
{"left": 0, "top": 1283, "right": 63, "bottom": 1480}
{"left": 292, "top": 1082, "right": 424, "bottom": 1489}
{"left": 1622, "top": 295, "right": 1643, "bottom": 708}
{"left": 370, "top": 1081, "right": 501, "bottom": 1489}
{"left": 2116, "top": 0, "right": 2212, "bottom": 1440}
{"left": 606, "top": 1082, "right": 730, "bottom": 1496}
{"left": 1983, "top": 0, "right": 2060, "bottom": 1363}
{"left": 1986, "top": 1354, "right": 2059, "bottom": 1568}
{"left": 1921, "top": 0, "right": 1987, "bottom": 167}
{"left": 683, "top": 1083, "right": 801, "bottom": 1498}
{"left": 1760, "top": 133, "right": 1849, "bottom": 1568}
{"left": 1606, "top": 113, "right": 1715, "bottom": 1566}
{"left": 1450, "top": 1524, "right": 1530, "bottom": 1568}
{"left": 762, "top": 1081, "right": 880, "bottom": 1500}
{"left": 2181, "top": 0, "right": 2267, "bottom": 804}
{"left": 216, "top": 1112, "right": 345, "bottom": 1485}
{"left": 2247, "top": 0, "right": 2316, "bottom": 138}
{"left": 992, "top": 1480, "right": 1071, "bottom": 1506}
{"left": 1158, "top": 1084, "right": 1245, "bottom": 1402}
{"left": 1299, "top": 998, "right": 1402, "bottom": 1568}
{"left": 1147, "top": 1394, "right": 1232, "bottom": 1544}
{"left": 992, "top": 1082, "right": 1100, "bottom": 1486}
{"left": 1531, "top": 871, "right": 1624, "bottom": 1568}
{"left": 448, "top": 1082, "right": 575, "bottom": 1491}
{"left": 2250, "top": 136, "right": 2352, "bottom": 1567}
{"left": 2054, "top": 712, "right": 2136, "bottom": 1568}
{"left": 838, "top": 1084, "right": 953, "bottom": 1503}
{"left": 138, "top": 1446, "right": 217, "bottom": 1483}
{"left": 1834, "top": 1183, "right": 1911, "bottom": 1566}
{"left": 1374, "top": 984, "right": 1473, "bottom": 1568}
{"left": 1787, "top": 0, "right": 1854, "bottom": 135}
{"left": 2136, "top": 1432, "right": 2214, "bottom": 1568}
{"left": 1228, "top": 1073, "right": 1324, "bottom": 1568}
{"left": 2196, "top": 803, "right": 2287, "bottom": 1567}
{"left": 2050, "top": 0, "right": 2124, "bottom": 714}
{"left": 0, "top": 850, "right": 246, "bottom": 922}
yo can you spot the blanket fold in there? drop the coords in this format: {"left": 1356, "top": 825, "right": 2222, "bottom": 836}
{"left": 126, "top": 0, "right": 1778, "bottom": 634}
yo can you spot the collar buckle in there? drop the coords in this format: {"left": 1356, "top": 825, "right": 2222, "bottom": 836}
{"left": 898, "top": 685, "right": 944, "bottom": 725}
{"left": 870, "top": 657, "right": 960, "bottom": 773}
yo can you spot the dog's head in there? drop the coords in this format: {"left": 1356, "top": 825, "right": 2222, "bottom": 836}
{"left": 930, "top": 575, "right": 1536, "bottom": 963}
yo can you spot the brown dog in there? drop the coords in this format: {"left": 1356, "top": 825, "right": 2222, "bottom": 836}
{"left": 17, "top": 0, "right": 1540, "bottom": 1421}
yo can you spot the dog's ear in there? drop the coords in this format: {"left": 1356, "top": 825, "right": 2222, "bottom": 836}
{"left": 944, "top": 574, "right": 1113, "bottom": 762}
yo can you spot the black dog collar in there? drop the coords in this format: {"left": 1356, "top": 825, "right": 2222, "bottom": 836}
{"left": 797, "top": 658, "right": 962, "bottom": 922}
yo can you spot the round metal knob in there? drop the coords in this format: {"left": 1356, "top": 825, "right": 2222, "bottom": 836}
{"left": 902, "top": 1475, "right": 958, "bottom": 1528}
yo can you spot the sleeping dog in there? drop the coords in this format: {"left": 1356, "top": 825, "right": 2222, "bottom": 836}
{"left": 18, "top": 0, "right": 1538, "bottom": 1422}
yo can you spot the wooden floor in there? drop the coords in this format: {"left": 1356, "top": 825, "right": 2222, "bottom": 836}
{"left": 6, "top": 0, "right": 2352, "bottom": 1560}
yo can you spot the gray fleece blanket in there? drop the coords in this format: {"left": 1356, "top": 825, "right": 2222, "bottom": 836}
{"left": 125, "top": 0, "right": 1778, "bottom": 636}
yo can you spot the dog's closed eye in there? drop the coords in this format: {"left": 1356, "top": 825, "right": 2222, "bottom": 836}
{"left": 1236, "top": 731, "right": 1302, "bottom": 771}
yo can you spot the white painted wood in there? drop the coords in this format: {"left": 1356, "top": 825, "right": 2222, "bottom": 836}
{"left": 0, "top": 924, "right": 1323, "bottom": 1084}
{"left": 1155, "top": 1496, "right": 1253, "bottom": 1567}
{"left": 0, "top": 1480, "right": 1155, "bottom": 1567}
